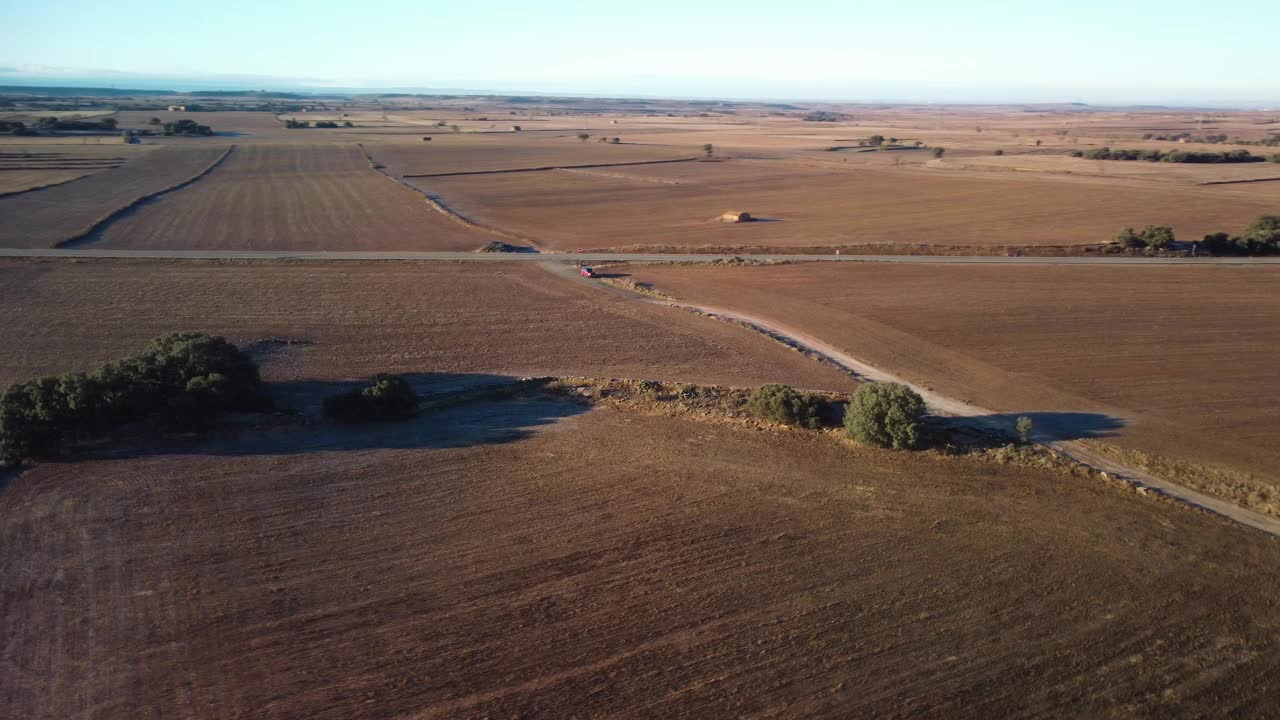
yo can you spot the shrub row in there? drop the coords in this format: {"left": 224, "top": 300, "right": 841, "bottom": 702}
{"left": 1201, "top": 215, "right": 1280, "bottom": 255}
{"left": 0, "top": 333, "right": 264, "bottom": 466}
{"left": 748, "top": 382, "right": 927, "bottom": 450}
{"left": 1110, "top": 216, "right": 1280, "bottom": 255}
{"left": 1069, "top": 147, "right": 1273, "bottom": 163}
{"left": 163, "top": 119, "right": 214, "bottom": 137}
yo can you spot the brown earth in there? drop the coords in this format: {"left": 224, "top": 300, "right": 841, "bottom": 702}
{"left": 0, "top": 258, "right": 855, "bottom": 392}
{"left": 0, "top": 145, "right": 228, "bottom": 248}
{"left": 423, "top": 158, "right": 1278, "bottom": 251}
{"left": 5, "top": 401, "right": 1280, "bottom": 719}
{"left": 367, "top": 136, "right": 693, "bottom": 176}
{"left": 0, "top": 146, "right": 133, "bottom": 195}
{"left": 89, "top": 144, "right": 494, "bottom": 251}
{"left": 618, "top": 262, "right": 1280, "bottom": 488}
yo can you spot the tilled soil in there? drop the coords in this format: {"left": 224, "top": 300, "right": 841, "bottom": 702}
{"left": 620, "top": 262, "right": 1280, "bottom": 488}
{"left": 4, "top": 404, "right": 1280, "bottom": 719}
{"left": 0, "top": 145, "right": 228, "bottom": 248}
{"left": 0, "top": 259, "right": 856, "bottom": 393}
{"left": 91, "top": 143, "right": 494, "bottom": 251}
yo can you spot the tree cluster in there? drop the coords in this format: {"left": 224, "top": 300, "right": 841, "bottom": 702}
{"left": 0, "top": 333, "right": 264, "bottom": 466}
{"left": 802, "top": 111, "right": 847, "bottom": 122}
{"left": 1201, "top": 215, "right": 1280, "bottom": 255}
{"left": 1068, "top": 147, "right": 1265, "bottom": 163}
{"left": 0, "top": 120, "right": 38, "bottom": 136}
{"left": 33, "top": 115, "right": 118, "bottom": 131}
{"left": 323, "top": 375, "right": 421, "bottom": 423}
{"left": 1113, "top": 225, "right": 1176, "bottom": 250}
{"left": 163, "top": 119, "right": 214, "bottom": 136}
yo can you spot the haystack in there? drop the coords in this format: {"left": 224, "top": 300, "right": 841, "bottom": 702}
{"left": 719, "top": 211, "right": 754, "bottom": 223}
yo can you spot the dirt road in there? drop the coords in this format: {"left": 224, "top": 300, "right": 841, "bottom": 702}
{"left": 0, "top": 247, "right": 1277, "bottom": 264}
{"left": 655, "top": 299, "right": 1280, "bottom": 536}
{"left": 534, "top": 258, "right": 1280, "bottom": 538}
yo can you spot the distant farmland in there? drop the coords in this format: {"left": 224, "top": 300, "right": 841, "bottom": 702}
{"left": 91, "top": 144, "right": 494, "bottom": 251}
{"left": 423, "top": 159, "right": 1280, "bottom": 251}
{"left": 0, "top": 145, "right": 228, "bottom": 248}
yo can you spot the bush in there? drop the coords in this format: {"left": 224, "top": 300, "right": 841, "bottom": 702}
{"left": 0, "top": 333, "right": 263, "bottom": 465}
{"left": 932, "top": 147, "right": 945, "bottom": 158}
{"left": 323, "top": 374, "right": 420, "bottom": 424}
{"left": 163, "top": 119, "right": 213, "bottom": 136}
{"left": 1112, "top": 224, "right": 1175, "bottom": 250}
{"left": 747, "top": 384, "right": 822, "bottom": 428}
{"left": 314, "top": 121, "right": 339, "bottom": 128}
{"left": 843, "top": 383, "right": 926, "bottom": 449}
{"left": 994, "top": 148, "right": 1004, "bottom": 156}
{"left": 1015, "top": 416, "right": 1033, "bottom": 443}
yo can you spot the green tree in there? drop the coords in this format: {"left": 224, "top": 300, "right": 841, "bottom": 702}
{"left": 932, "top": 147, "right": 945, "bottom": 159}
{"left": 1113, "top": 227, "right": 1144, "bottom": 249}
{"left": 1139, "top": 225, "right": 1175, "bottom": 249}
{"left": 1241, "top": 215, "right": 1280, "bottom": 252}
{"left": 578, "top": 132, "right": 590, "bottom": 142}
{"left": 1015, "top": 416, "right": 1033, "bottom": 443}
{"left": 748, "top": 384, "right": 822, "bottom": 429}
{"left": 843, "top": 383, "right": 927, "bottom": 450}
{"left": 703, "top": 143, "right": 714, "bottom": 158}
{"left": 867, "top": 134, "right": 885, "bottom": 146}
{"left": 994, "top": 148, "right": 1005, "bottom": 156}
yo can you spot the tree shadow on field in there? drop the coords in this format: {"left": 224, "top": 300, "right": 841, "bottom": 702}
{"left": 53, "top": 373, "right": 591, "bottom": 463}
{"left": 936, "top": 411, "right": 1127, "bottom": 449}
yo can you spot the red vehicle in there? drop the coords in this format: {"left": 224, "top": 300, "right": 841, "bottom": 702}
{"left": 580, "top": 266, "right": 597, "bottom": 278}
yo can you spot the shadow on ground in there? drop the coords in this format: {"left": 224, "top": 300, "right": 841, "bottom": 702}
{"left": 46, "top": 373, "right": 590, "bottom": 464}
{"left": 943, "top": 411, "right": 1128, "bottom": 448}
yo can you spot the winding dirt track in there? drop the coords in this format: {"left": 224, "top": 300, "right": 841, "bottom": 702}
{"left": 539, "top": 260, "right": 1280, "bottom": 538}
{"left": 659, "top": 300, "right": 1280, "bottom": 537}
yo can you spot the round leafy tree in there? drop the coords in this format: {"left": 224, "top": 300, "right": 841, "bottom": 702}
{"left": 843, "top": 383, "right": 927, "bottom": 449}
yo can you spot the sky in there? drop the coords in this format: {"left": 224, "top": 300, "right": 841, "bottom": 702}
{"left": 2, "top": 0, "right": 1277, "bottom": 105}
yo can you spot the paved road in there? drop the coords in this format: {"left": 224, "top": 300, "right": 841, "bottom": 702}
{"left": 1, "top": 248, "right": 1278, "bottom": 265}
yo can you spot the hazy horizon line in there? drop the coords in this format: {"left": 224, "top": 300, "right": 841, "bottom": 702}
{"left": 1, "top": 70, "right": 1277, "bottom": 111}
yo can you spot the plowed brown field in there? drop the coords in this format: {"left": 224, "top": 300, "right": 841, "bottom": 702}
{"left": 368, "top": 136, "right": 693, "bottom": 176}
{"left": 89, "top": 144, "right": 495, "bottom": 251}
{"left": 619, "top": 262, "right": 1280, "bottom": 485}
{"left": 423, "top": 159, "right": 1279, "bottom": 251}
{"left": 5, "top": 403, "right": 1280, "bottom": 719}
{"left": 0, "top": 145, "right": 228, "bottom": 248}
{"left": 0, "top": 259, "right": 855, "bottom": 391}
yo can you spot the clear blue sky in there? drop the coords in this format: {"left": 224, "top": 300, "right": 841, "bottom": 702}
{"left": 2, "top": 0, "right": 1277, "bottom": 104}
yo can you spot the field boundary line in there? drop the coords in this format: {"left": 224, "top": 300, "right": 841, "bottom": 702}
{"left": 1198, "top": 176, "right": 1280, "bottom": 186}
{"left": 0, "top": 173, "right": 96, "bottom": 200}
{"left": 55, "top": 145, "right": 237, "bottom": 249}
{"left": 402, "top": 156, "right": 700, "bottom": 178}
{"left": 553, "top": 265, "right": 1280, "bottom": 538}
{"left": 358, "top": 144, "right": 543, "bottom": 250}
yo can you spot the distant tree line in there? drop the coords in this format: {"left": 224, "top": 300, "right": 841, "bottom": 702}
{"left": 1142, "top": 132, "right": 1280, "bottom": 147}
{"left": 802, "top": 111, "right": 848, "bottom": 122}
{"left": 163, "top": 119, "right": 214, "bottom": 136}
{"left": 0, "top": 120, "right": 38, "bottom": 136}
{"left": 1068, "top": 147, "right": 1276, "bottom": 163}
{"left": 1111, "top": 216, "right": 1280, "bottom": 255}
{"left": 1201, "top": 216, "right": 1280, "bottom": 255}
{"left": 0, "top": 333, "right": 266, "bottom": 466}
{"left": 31, "top": 116, "right": 118, "bottom": 131}
{"left": 285, "top": 118, "right": 353, "bottom": 129}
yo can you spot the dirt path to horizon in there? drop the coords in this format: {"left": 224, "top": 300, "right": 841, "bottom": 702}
{"left": 541, "top": 261, "right": 1280, "bottom": 538}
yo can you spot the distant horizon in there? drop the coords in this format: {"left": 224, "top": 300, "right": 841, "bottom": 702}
{"left": 1, "top": 72, "right": 1277, "bottom": 111}
{"left": 4, "top": 0, "right": 1279, "bottom": 110}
